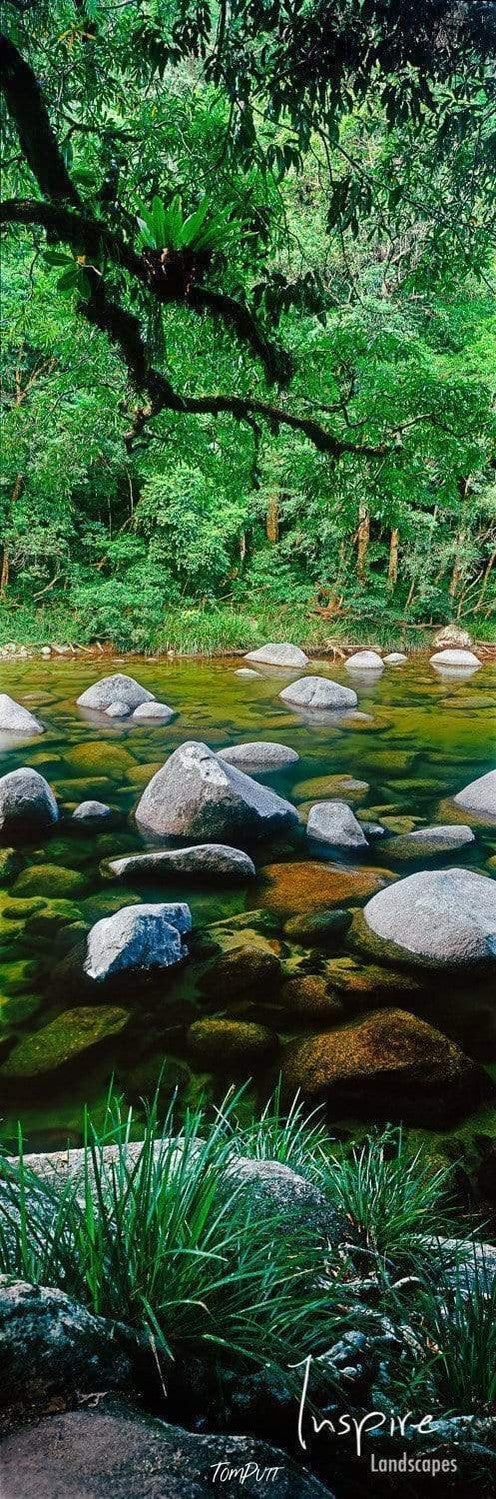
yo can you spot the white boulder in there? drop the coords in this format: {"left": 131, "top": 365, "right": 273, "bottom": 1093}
{"left": 363, "top": 868, "right": 496, "bottom": 966}
{"left": 132, "top": 701, "right": 175, "bottom": 722}
{"left": 345, "top": 651, "right": 384, "bottom": 672}
{"left": 244, "top": 642, "right": 309, "bottom": 668}
{"left": 454, "top": 771, "right": 496, "bottom": 819}
{"left": 77, "top": 674, "right": 154, "bottom": 712}
{"left": 430, "top": 649, "right": 481, "bottom": 669}
{"left": 135, "top": 741, "right": 299, "bottom": 841}
{"left": 84, "top": 902, "right": 191, "bottom": 982}
{"left": 0, "top": 694, "right": 44, "bottom": 735}
{"left": 279, "top": 676, "right": 357, "bottom": 711}
{"left": 307, "top": 800, "right": 368, "bottom": 850}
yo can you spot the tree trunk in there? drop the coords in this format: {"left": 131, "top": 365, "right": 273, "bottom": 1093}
{"left": 0, "top": 546, "right": 9, "bottom": 595}
{"left": 388, "top": 527, "right": 399, "bottom": 587}
{"left": 357, "top": 505, "right": 370, "bottom": 583}
{"left": 266, "top": 491, "right": 279, "bottom": 543}
{"left": 449, "top": 479, "right": 470, "bottom": 599}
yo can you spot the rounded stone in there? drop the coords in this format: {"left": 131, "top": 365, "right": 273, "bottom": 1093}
{"left": 135, "top": 741, "right": 299, "bottom": 842}
{"left": 200, "top": 943, "right": 282, "bottom": 999}
{"left": 0, "top": 1006, "right": 130, "bottom": 1081}
{"left": 430, "top": 649, "right": 481, "bottom": 669}
{"left": 283, "top": 908, "right": 352, "bottom": 946}
{"left": 234, "top": 667, "right": 260, "bottom": 677}
{"left": 383, "top": 653, "right": 408, "bottom": 664}
{"left": 260, "top": 860, "right": 390, "bottom": 919}
{"left": 13, "top": 863, "right": 88, "bottom": 899}
{"left": 345, "top": 651, "right": 384, "bottom": 672}
{"left": 293, "top": 774, "right": 369, "bottom": 805}
{"left": 307, "top": 801, "right": 368, "bottom": 850}
{"left": 0, "top": 694, "right": 44, "bottom": 735}
{"left": 187, "top": 1019, "right": 278, "bottom": 1069}
{"left": 107, "top": 844, "right": 256, "bottom": 883}
{"left": 132, "top": 701, "right": 175, "bottom": 722}
{"left": 385, "top": 825, "right": 475, "bottom": 861}
{"left": 73, "top": 800, "right": 113, "bottom": 822}
{"left": 218, "top": 741, "right": 299, "bottom": 770}
{"left": 280, "top": 677, "right": 357, "bottom": 711}
{"left": 244, "top": 642, "right": 309, "bottom": 668}
{"left": 279, "top": 976, "right": 344, "bottom": 1022}
{"left": 77, "top": 674, "right": 154, "bottom": 711}
{"left": 0, "top": 768, "right": 59, "bottom": 840}
{"left": 363, "top": 867, "right": 496, "bottom": 967}
{"left": 454, "top": 771, "right": 496, "bottom": 819}
{"left": 105, "top": 700, "right": 132, "bottom": 718}
{"left": 433, "top": 626, "right": 472, "bottom": 650}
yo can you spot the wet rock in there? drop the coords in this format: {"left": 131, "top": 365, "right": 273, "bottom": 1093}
{"left": 307, "top": 801, "right": 368, "bottom": 850}
{"left": 107, "top": 844, "right": 256, "bottom": 883}
{"left": 218, "top": 741, "right": 299, "bottom": 770}
{"left": 0, "top": 1409, "right": 333, "bottom": 1499}
{"left": 280, "top": 676, "right": 357, "bottom": 711}
{"left": 345, "top": 650, "right": 384, "bottom": 672}
{"left": 105, "top": 699, "right": 132, "bottom": 718}
{"left": 281, "top": 1007, "right": 486, "bottom": 1124}
{"left": 187, "top": 1018, "right": 279, "bottom": 1069}
{"left": 0, "top": 849, "right": 23, "bottom": 887}
{"left": 430, "top": 648, "right": 481, "bottom": 669}
{"left": 0, "top": 694, "right": 44, "bottom": 735}
{"left": 77, "top": 673, "right": 154, "bottom": 711}
{"left": 383, "top": 652, "right": 408, "bottom": 664}
{"left": 454, "top": 770, "right": 496, "bottom": 819}
{"left": 279, "top": 975, "right": 344, "bottom": 1022}
{"left": 0, "top": 1006, "right": 130, "bottom": 1082}
{"left": 283, "top": 908, "right": 352, "bottom": 946}
{"left": 363, "top": 867, "right": 496, "bottom": 967}
{"left": 73, "top": 799, "right": 113, "bottom": 822}
{"left": 67, "top": 741, "right": 135, "bottom": 778}
{"left": 200, "top": 943, "right": 282, "bottom": 999}
{"left": 12, "top": 863, "right": 88, "bottom": 899}
{"left": 0, "top": 768, "right": 59, "bottom": 840}
{"left": 132, "top": 700, "right": 175, "bottom": 722}
{"left": 260, "top": 861, "right": 391, "bottom": 919}
{"left": 135, "top": 741, "right": 299, "bottom": 842}
{"left": 0, "top": 1279, "right": 136, "bottom": 1404}
{"left": 325, "top": 955, "right": 428, "bottom": 1003}
{"left": 293, "top": 774, "right": 369, "bottom": 805}
{"left": 223, "top": 1157, "right": 345, "bottom": 1245}
{"left": 244, "top": 641, "right": 309, "bottom": 668}
{"left": 234, "top": 667, "right": 260, "bottom": 677}
{"left": 417, "top": 1237, "right": 496, "bottom": 1297}
{"left": 385, "top": 824, "right": 475, "bottom": 861}
{"left": 85, "top": 902, "right": 191, "bottom": 982}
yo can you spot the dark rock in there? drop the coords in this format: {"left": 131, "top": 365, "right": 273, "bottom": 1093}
{"left": 0, "top": 1279, "right": 136, "bottom": 1405}
{"left": 200, "top": 943, "right": 282, "bottom": 999}
{"left": 187, "top": 1019, "right": 279, "bottom": 1069}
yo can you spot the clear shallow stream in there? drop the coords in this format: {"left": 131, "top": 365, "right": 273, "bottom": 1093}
{"left": 0, "top": 653, "right": 495, "bottom": 1157}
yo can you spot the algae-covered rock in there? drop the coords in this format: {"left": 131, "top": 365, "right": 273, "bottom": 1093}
{"left": 12, "top": 862, "right": 89, "bottom": 899}
{"left": 135, "top": 741, "right": 299, "bottom": 842}
{"left": 0, "top": 1005, "right": 130, "bottom": 1080}
{"left": 29, "top": 899, "right": 84, "bottom": 939}
{"left": 77, "top": 673, "right": 154, "bottom": 711}
{"left": 218, "top": 741, "right": 299, "bottom": 771}
{"left": 200, "top": 943, "right": 282, "bottom": 999}
{"left": 293, "top": 774, "right": 369, "bottom": 805}
{"left": 0, "top": 958, "right": 38, "bottom": 994}
{"left": 187, "top": 1019, "right": 278, "bottom": 1069}
{"left": 66, "top": 741, "right": 136, "bottom": 779}
{"left": 283, "top": 908, "right": 352, "bottom": 947}
{"left": 385, "top": 825, "right": 475, "bottom": 862}
{"left": 281, "top": 1007, "right": 486, "bottom": 1124}
{"left": 260, "top": 861, "right": 391, "bottom": 919}
{"left": 0, "top": 849, "right": 23, "bottom": 887}
{"left": 278, "top": 976, "right": 344, "bottom": 1022}
{"left": 324, "top": 955, "right": 428, "bottom": 1003}
{"left": 0, "top": 767, "right": 58, "bottom": 840}
{"left": 0, "top": 991, "right": 41, "bottom": 1034}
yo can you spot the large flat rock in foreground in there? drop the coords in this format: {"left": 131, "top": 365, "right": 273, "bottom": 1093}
{"left": 0, "top": 1408, "right": 333, "bottom": 1499}
{"left": 135, "top": 741, "right": 299, "bottom": 841}
{"left": 363, "top": 867, "right": 496, "bottom": 967}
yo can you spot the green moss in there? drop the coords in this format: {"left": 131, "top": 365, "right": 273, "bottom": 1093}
{"left": 283, "top": 908, "right": 352, "bottom": 946}
{"left": 0, "top": 1005, "right": 130, "bottom": 1080}
{"left": 12, "top": 863, "right": 88, "bottom": 899}
{"left": 292, "top": 774, "right": 369, "bottom": 804}
{"left": 0, "top": 959, "right": 38, "bottom": 994}
{"left": 187, "top": 1018, "right": 278, "bottom": 1070}
{"left": 278, "top": 976, "right": 344, "bottom": 1022}
{"left": 0, "top": 991, "right": 42, "bottom": 1035}
{"left": 66, "top": 742, "right": 136, "bottom": 778}
{"left": 0, "top": 850, "right": 23, "bottom": 888}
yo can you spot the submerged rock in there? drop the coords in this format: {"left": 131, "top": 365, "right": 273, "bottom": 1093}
{"left": 279, "top": 975, "right": 344, "bottom": 1022}
{"left": 244, "top": 641, "right": 309, "bottom": 667}
{"left": 187, "top": 1018, "right": 278, "bottom": 1069}
{"left": 0, "top": 767, "right": 58, "bottom": 840}
{"left": 383, "top": 652, "right": 408, "bottom": 664}
{"left": 218, "top": 740, "right": 299, "bottom": 770}
{"left": 200, "top": 942, "right": 282, "bottom": 998}
{"left": 345, "top": 650, "right": 384, "bottom": 672}
{"left": 260, "top": 860, "right": 390, "bottom": 919}
{"left": 281, "top": 1007, "right": 485, "bottom": 1124}
{"left": 85, "top": 901, "right": 191, "bottom": 982}
{"left": 363, "top": 867, "right": 496, "bottom": 967}
{"left": 454, "top": 770, "right": 496, "bottom": 819}
{"left": 107, "top": 844, "right": 256, "bottom": 882}
{"left": 0, "top": 1006, "right": 129, "bottom": 1081}
{"left": 67, "top": 741, "right": 135, "bottom": 778}
{"left": 77, "top": 673, "right": 154, "bottom": 711}
{"left": 430, "top": 648, "right": 481, "bottom": 669}
{"left": 0, "top": 848, "right": 23, "bottom": 887}
{"left": 234, "top": 667, "right": 260, "bottom": 677}
{"left": 280, "top": 676, "right": 357, "bottom": 711}
{"left": 385, "top": 824, "right": 475, "bottom": 861}
{"left": 73, "top": 799, "right": 113, "bottom": 822}
{"left": 105, "top": 699, "right": 132, "bottom": 718}
{"left": 135, "top": 741, "right": 299, "bottom": 841}
{"left": 283, "top": 908, "right": 352, "bottom": 946}
{"left": 0, "top": 1409, "right": 332, "bottom": 1499}
{"left": 293, "top": 774, "right": 369, "bottom": 805}
{"left": 13, "top": 862, "right": 88, "bottom": 899}
{"left": 0, "top": 693, "right": 44, "bottom": 735}
{"left": 307, "top": 800, "right": 369, "bottom": 850}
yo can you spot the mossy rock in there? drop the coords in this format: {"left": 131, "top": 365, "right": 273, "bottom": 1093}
{"left": 0, "top": 959, "right": 38, "bottom": 995}
{"left": 0, "top": 991, "right": 42, "bottom": 1036}
{"left": 54, "top": 777, "right": 115, "bottom": 804}
{"left": 283, "top": 909, "right": 352, "bottom": 947}
{"left": 292, "top": 774, "right": 369, "bottom": 805}
{"left": 278, "top": 976, "right": 344, "bottom": 1023}
{"left": 65, "top": 742, "right": 136, "bottom": 779}
{"left": 194, "top": 908, "right": 281, "bottom": 960}
{"left": 281, "top": 1007, "right": 489, "bottom": 1126}
{"left": 0, "top": 849, "right": 23, "bottom": 888}
{"left": 187, "top": 1019, "right": 278, "bottom": 1070}
{"left": 122, "top": 1054, "right": 191, "bottom": 1105}
{"left": 80, "top": 889, "right": 142, "bottom": 924}
{"left": 126, "top": 760, "right": 163, "bottom": 789}
{"left": 361, "top": 749, "right": 416, "bottom": 774}
{"left": 200, "top": 943, "right": 282, "bottom": 1000}
{"left": 12, "top": 863, "right": 89, "bottom": 900}
{"left": 0, "top": 1005, "right": 130, "bottom": 1081}
{"left": 0, "top": 893, "right": 46, "bottom": 922}
{"left": 29, "top": 899, "right": 84, "bottom": 940}
{"left": 376, "top": 815, "right": 419, "bottom": 835}
{"left": 260, "top": 861, "right": 392, "bottom": 920}
{"left": 324, "top": 955, "right": 430, "bottom": 1004}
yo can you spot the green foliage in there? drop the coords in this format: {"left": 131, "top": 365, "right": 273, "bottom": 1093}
{"left": 137, "top": 193, "right": 234, "bottom": 254}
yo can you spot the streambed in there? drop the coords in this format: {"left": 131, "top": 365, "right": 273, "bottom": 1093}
{"left": 0, "top": 652, "right": 495, "bottom": 1163}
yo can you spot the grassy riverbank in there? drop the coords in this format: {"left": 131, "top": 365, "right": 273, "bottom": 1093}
{"left": 1, "top": 601, "right": 493, "bottom": 658}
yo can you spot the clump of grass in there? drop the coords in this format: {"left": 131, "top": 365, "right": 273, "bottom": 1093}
{"left": 223, "top": 1082, "right": 331, "bottom": 1174}
{"left": 419, "top": 1255, "right": 496, "bottom": 1415}
{"left": 317, "top": 1126, "right": 455, "bottom": 1262}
